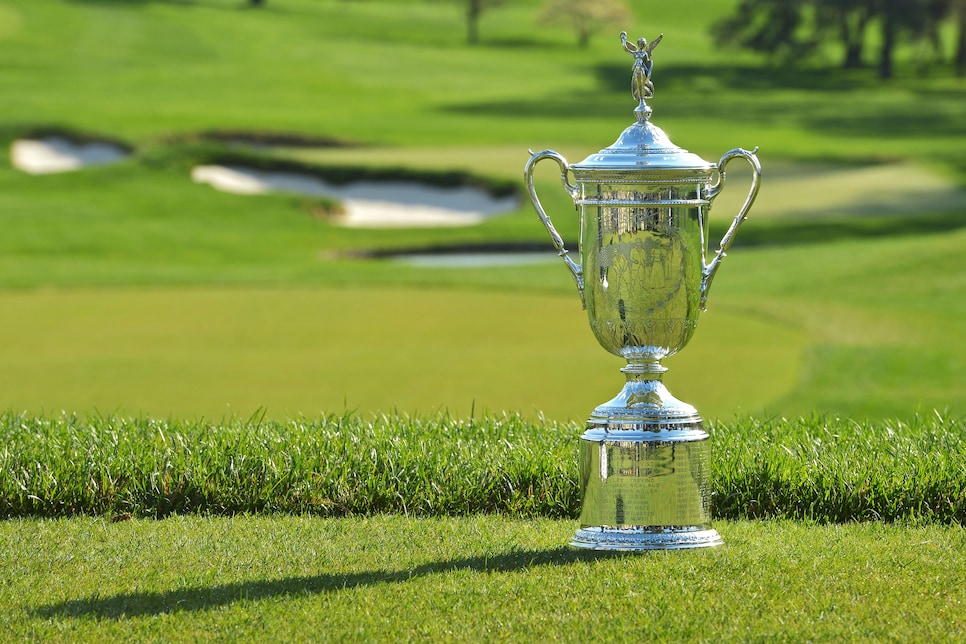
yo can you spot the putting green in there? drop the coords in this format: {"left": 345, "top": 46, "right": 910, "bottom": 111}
{"left": 0, "top": 285, "right": 804, "bottom": 421}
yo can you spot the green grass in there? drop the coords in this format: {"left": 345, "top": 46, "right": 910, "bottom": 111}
{"left": 3, "top": 0, "right": 965, "bottom": 166}
{"left": 3, "top": 514, "right": 965, "bottom": 641}
{"left": 0, "top": 133, "right": 961, "bottom": 421}
{"left": 3, "top": 365, "right": 964, "bottom": 638}
{"left": 0, "top": 0, "right": 959, "bottom": 438}
{"left": 3, "top": 411, "right": 963, "bottom": 523}
{"left": 2, "top": 222, "right": 960, "bottom": 421}
{"left": 2, "top": 0, "right": 966, "bottom": 638}
{"left": 0, "top": 285, "right": 805, "bottom": 421}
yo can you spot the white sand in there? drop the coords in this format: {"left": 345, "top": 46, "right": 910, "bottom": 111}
{"left": 191, "top": 164, "right": 520, "bottom": 228}
{"left": 18, "top": 137, "right": 959, "bottom": 231}
{"left": 10, "top": 137, "right": 128, "bottom": 174}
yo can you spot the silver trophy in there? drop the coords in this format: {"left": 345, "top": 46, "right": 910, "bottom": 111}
{"left": 525, "top": 32, "right": 761, "bottom": 550}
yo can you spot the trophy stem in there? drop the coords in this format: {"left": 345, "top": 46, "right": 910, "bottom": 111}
{"left": 620, "top": 358, "right": 666, "bottom": 375}
{"left": 571, "top": 359, "right": 723, "bottom": 551}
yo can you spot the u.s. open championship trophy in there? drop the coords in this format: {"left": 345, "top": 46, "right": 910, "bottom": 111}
{"left": 525, "top": 32, "right": 761, "bottom": 550}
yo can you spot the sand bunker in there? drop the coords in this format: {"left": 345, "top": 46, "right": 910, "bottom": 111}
{"left": 191, "top": 164, "right": 519, "bottom": 228}
{"left": 10, "top": 136, "right": 129, "bottom": 174}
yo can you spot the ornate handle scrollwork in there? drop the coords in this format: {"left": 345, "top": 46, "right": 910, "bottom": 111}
{"left": 701, "top": 147, "right": 762, "bottom": 310}
{"left": 524, "top": 149, "right": 584, "bottom": 306}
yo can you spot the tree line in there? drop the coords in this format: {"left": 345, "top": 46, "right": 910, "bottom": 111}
{"left": 445, "top": 0, "right": 966, "bottom": 78}
{"left": 246, "top": 0, "right": 631, "bottom": 49}
{"left": 465, "top": 0, "right": 629, "bottom": 48}
{"left": 712, "top": 0, "right": 966, "bottom": 78}
{"left": 245, "top": 0, "right": 964, "bottom": 78}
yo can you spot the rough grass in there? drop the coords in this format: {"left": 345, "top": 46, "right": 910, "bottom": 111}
{"left": 2, "top": 411, "right": 963, "bottom": 524}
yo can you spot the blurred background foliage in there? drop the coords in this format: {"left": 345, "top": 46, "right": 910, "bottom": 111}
{"left": 711, "top": 0, "right": 966, "bottom": 79}
{"left": 0, "top": 0, "right": 962, "bottom": 422}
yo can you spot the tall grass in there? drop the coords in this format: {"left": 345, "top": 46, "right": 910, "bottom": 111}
{"left": 713, "top": 411, "right": 966, "bottom": 523}
{"left": 0, "top": 412, "right": 576, "bottom": 519}
{"left": 2, "top": 411, "right": 963, "bottom": 524}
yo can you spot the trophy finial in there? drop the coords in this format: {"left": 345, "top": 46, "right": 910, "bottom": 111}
{"left": 620, "top": 31, "right": 663, "bottom": 122}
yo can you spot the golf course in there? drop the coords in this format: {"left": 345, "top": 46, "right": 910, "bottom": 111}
{"left": 1, "top": 0, "right": 965, "bottom": 639}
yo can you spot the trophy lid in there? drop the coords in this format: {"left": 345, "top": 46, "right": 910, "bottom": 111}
{"left": 571, "top": 33, "right": 714, "bottom": 175}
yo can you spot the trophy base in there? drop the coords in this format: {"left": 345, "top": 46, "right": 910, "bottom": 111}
{"left": 572, "top": 367, "right": 723, "bottom": 551}
{"left": 571, "top": 525, "right": 723, "bottom": 551}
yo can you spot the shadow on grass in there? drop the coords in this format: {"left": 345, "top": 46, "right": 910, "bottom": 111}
{"left": 599, "top": 63, "right": 888, "bottom": 94}
{"left": 448, "top": 62, "right": 966, "bottom": 141}
{"left": 721, "top": 210, "right": 966, "bottom": 248}
{"left": 65, "top": 0, "right": 314, "bottom": 14}
{"left": 33, "top": 547, "right": 622, "bottom": 620}
{"left": 359, "top": 210, "right": 966, "bottom": 260}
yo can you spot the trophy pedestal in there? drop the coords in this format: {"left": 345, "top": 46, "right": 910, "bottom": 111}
{"left": 571, "top": 367, "right": 723, "bottom": 551}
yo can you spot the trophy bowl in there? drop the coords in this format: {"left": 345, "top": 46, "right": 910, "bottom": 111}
{"left": 524, "top": 32, "right": 761, "bottom": 550}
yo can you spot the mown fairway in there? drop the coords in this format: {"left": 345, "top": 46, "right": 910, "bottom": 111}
{"left": 4, "top": 515, "right": 966, "bottom": 641}
{"left": 1, "top": 0, "right": 965, "bottom": 639}
{"left": 0, "top": 0, "right": 963, "bottom": 421}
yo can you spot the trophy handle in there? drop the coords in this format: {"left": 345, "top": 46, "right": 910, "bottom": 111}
{"left": 700, "top": 147, "right": 761, "bottom": 310}
{"left": 524, "top": 149, "right": 585, "bottom": 305}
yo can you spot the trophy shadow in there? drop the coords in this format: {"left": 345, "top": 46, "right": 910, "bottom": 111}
{"left": 32, "top": 546, "right": 624, "bottom": 620}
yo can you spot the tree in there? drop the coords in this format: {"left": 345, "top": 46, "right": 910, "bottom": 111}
{"left": 464, "top": 0, "right": 505, "bottom": 45}
{"left": 711, "top": 0, "right": 960, "bottom": 78}
{"left": 814, "top": 0, "right": 876, "bottom": 68}
{"left": 539, "top": 0, "right": 632, "bottom": 49}
{"left": 710, "top": 0, "right": 818, "bottom": 65}
{"left": 877, "top": 0, "right": 900, "bottom": 78}
{"left": 956, "top": 0, "right": 966, "bottom": 76}
{"left": 876, "top": 0, "right": 947, "bottom": 78}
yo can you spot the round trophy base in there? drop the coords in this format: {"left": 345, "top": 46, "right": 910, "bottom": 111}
{"left": 570, "top": 526, "right": 723, "bottom": 551}
{"left": 572, "top": 370, "right": 723, "bottom": 551}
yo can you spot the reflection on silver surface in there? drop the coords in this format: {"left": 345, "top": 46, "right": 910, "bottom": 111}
{"left": 573, "top": 427, "right": 720, "bottom": 550}
{"left": 525, "top": 31, "right": 761, "bottom": 551}
{"left": 583, "top": 191, "right": 703, "bottom": 362}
